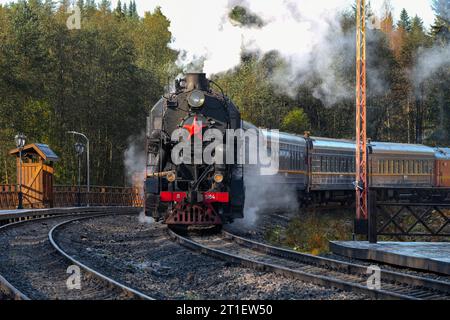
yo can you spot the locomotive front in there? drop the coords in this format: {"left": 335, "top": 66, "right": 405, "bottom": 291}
{"left": 145, "top": 73, "right": 245, "bottom": 226}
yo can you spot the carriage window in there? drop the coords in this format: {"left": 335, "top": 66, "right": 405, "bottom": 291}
{"left": 294, "top": 152, "right": 297, "bottom": 170}
{"left": 410, "top": 160, "right": 414, "bottom": 173}
{"left": 394, "top": 160, "right": 398, "bottom": 174}
{"left": 292, "top": 151, "right": 295, "bottom": 170}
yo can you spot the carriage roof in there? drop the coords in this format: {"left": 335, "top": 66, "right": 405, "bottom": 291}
{"left": 370, "top": 141, "right": 435, "bottom": 156}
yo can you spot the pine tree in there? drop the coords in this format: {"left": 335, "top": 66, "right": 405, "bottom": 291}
{"left": 430, "top": 0, "right": 450, "bottom": 45}
{"left": 99, "top": 0, "right": 111, "bottom": 13}
{"left": 397, "top": 8, "right": 411, "bottom": 32}
{"left": 115, "top": 0, "right": 123, "bottom": 16}
{"left": 131, "top": 0, "right": 138, "bottom": 19}
{"left": 77, "top": 0, "right": 84, "bottom": 10}
{"left": 126, "top": 0, "right": 131, "bottom": 17}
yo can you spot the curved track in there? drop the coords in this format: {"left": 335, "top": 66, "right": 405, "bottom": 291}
{"left": 0, "top": 208, "right": 152, "bottom": 300}
{"left": 168, "top": 229, "right": 450, "bottom": 300}
{"left": 48, "top": 215, "right": 154, "bottom": 300}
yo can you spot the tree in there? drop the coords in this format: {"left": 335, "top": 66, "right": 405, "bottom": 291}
{"left": 99, "top": 0, "right": 111, "bottom": 13}
{"left": 430, "top": 0, "right": 450, "bottom": 45}
{"left": 114, "top": 0, "right": 124, "bottom": 18}
{"left": 397, "top": 8, "right": 411, "bottom": 32}
{"left": 0, "top": 0, "right": 177, "bottom": 185}
{"left": 281, "top": 108, "right": 310, "bottom": 135}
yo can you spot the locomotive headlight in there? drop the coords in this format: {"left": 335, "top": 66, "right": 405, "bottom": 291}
{"left": 213, "top": 173, "right": 224, "bottom": 183}
{"left": 188, "top": 90, "right": 205, "bottom": 108}
{"left": 166, "top": 172, "right": 176, "bottom": 182}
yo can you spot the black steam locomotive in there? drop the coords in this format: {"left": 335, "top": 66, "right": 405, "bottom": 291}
{"left": 144, "top": 73, "right": 245, "bottom": 225}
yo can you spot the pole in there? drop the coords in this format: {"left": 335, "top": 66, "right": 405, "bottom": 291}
{"left": 356, "top": 0, "right": 368, "bottom": 223}
{"left": 86, "top": 138, "right": 90, "bottom": 207}
{"left": 17, "top": 149, "right": 23, "bottom": 209}
{"left": 78, "top": 154, "right": 81, "bottom": 207}
{"left": 368, "top": 191, "right": 377, "bottom": 243}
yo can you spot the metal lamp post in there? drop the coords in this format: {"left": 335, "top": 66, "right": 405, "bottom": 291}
{"left": 14, "top": 133, "right": 26, "bottom": 209}
{"left": 74, "top": 142, "right": 85, "bottom": 207}
{"left": 67, "top": 131, "right": 90, "bottom": 206}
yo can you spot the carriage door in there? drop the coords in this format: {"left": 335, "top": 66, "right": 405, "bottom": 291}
{"left": 437, "top": 160, "right": 450, "bottom": 187}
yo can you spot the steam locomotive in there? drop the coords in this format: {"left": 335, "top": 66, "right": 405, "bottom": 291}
{"left": 145, "top": 73, "right": 245, "bottom": 225}
{"left": 145, "top": 73, "right": 450, "bottom": 226}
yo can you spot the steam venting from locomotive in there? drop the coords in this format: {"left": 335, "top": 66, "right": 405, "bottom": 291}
{"left": 241, "top": 171, "right": 299, "bottom": 227}
{"left": 161, "top": 1, "right": 447, "bottom": 108}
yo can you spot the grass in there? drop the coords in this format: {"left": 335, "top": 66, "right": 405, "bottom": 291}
{"left": 265, "top": 209, "right": 354, "bottom": 255}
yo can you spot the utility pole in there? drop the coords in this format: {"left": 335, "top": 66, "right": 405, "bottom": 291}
{"left": 355, "top": 0, "right": 368, "bottom": 223}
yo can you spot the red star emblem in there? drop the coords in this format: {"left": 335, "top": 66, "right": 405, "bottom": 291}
{"left": 183, "top": 116, "right": 206, "bottom": 139}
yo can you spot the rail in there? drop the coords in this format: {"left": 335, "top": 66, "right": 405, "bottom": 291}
{"left": 49, "top": 215, "right": 154, "bottom": 300}
{"left": 168, "top": 228, "right": 450, "bottom": 300}
{"left": 0, "top": 207, "right": 149, "bottom": 300}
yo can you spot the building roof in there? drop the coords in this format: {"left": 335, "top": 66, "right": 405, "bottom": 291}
{"left": 9, "top": 143, "right": 59, "bottom": 162}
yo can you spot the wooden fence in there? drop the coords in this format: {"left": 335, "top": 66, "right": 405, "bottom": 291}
{"left": 0, "top": 184, "right": 143, "bottom": 209}
{"left": 0, "top": 185, "right": 19, "bottom": 209}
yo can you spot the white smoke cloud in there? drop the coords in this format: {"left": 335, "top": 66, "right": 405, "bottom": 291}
{"left": 123, "top": 132, "right": 146, "bottom": 193}
{"left": 413, "top": 44, "right": 450, "bottom": 87}
{"left": 238, "top": 164, "right": 299, "bottom": 228}
{"left": 158, "top": 0, "right": 359, "bottom": 105}
{"left": 138, "top": 210, "right": 154, "bottom": 224}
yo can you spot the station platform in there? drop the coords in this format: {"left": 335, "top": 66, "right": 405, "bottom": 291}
{"left": 329, "top": 241, "right": 450, "bottom": 275}
{"left": 0, "top": 207, "right": 78, "bottom": 216}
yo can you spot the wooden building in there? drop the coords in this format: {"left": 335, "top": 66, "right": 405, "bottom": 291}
{"left": 9, "top": 143, "right": 59, "bottom": 208}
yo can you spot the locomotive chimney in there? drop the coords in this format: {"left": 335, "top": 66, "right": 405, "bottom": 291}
{"left": 184, "top": 73, "right": 210, "bottom": 91}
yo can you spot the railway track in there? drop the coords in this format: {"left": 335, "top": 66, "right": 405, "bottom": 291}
{"left": 0, "top": 208, "right": 152, "bottom": 300}
{"left": 168, "top": 229, "right": 450, "bottom": 300}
